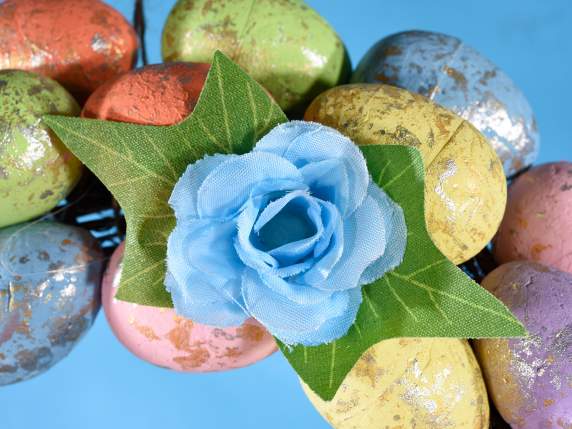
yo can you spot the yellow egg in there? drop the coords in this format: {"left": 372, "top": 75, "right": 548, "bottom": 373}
{"left": 304, "top": 84, "right": 506, "bottom": 264}
{"left": 302, "top": 338, "right": 490, "bottom": 429}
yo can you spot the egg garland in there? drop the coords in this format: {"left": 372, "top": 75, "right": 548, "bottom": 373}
{"left": 82, "top": 61, "right": 277, "bottom": 370}
{"left": 352, "top": 30, "right": 539, "bottom": 177}
{"left": 0, "top": 221, "right": 103, "bottom": 386}
{"left": 162, "top": 0, "right": 351, "bottom": 115}
{"left": 0, "top": 1, "right": 567, "bottom": 427}
{"left": 474, "top": 262, "right": 572, "bottom": 428}
{"left": 103, "top": 243, "right": 277, "bottom": 372}
{"left": 0, "top": 70, "right": 82, "bottom": 229}
{"left": 303, "top": 338, "right": 490, "bottom": 428}
{"left": 493, "top": 162, "right": 572, "bottom": 274}
{"left": 44, "top": 50, "right": 523, "bottom": 403}
{"left": 0, "top": 0, "right": 138, "bottom": 101}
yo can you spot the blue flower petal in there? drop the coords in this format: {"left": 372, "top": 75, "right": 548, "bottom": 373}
{"left": 165, "top": 273, "right": 248, "bottom": 327}
{"left": 299, "top": 201, "right": 344, "bottom": 285}
{"left": 257, "top": 271, "right": 334, "bottom": 305}
{"left": 254, "top": 121, "right": 369, "bottom": 217}
{"left": 241, "top": 269, "right": 356, "bottom": 345}
{"left": 305, "top": 193, "right": 387, "bottom": 291}
{"left": 169, "top": 154, "right": 235, "bottom": 221}
{"left": 255, "top": 190, "right": 323, "bottom": 265}
{"left": 167, "top": 221, "right": 243, "bottom": 287}
{"left": 197, "top": 151, "right": 304, "bottom": 219}
{"left": 360, "top": 183, "right": 407, "bottom": 284}
{"left": 299, "top": 158, "right": 350, "bottom": 217}
{"left": 235, "top": 198, "right": 279, "bottom": 272}
{"left": 284, "top": 287, "right": 362, "bottom": 346}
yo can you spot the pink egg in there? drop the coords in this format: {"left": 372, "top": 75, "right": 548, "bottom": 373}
{"left": 494, "top": 162, "right": 572, "bottom": 273}
{"left": 102, "top": 243, "right": 277, "bottom": 372}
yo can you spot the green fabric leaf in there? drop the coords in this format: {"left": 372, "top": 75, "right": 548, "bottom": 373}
{"left": 44, "top": 51, "right": 287, "bottom": 307}
{"left": 279, "top": 144, "right": 526, "bottom": 401}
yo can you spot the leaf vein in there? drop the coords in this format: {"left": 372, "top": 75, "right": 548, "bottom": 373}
{"left": 384, "top": 276, "right": 418, "bottom": 322}
{"left": 214, "top": 60, "right": 233, "bottom": 151}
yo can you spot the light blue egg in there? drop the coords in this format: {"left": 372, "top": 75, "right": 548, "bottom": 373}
{"left": 353, "top": 30, "right": 539, "bottom": 177}
{"left": 0, "top": 221, "right": 103, "bottom": 385}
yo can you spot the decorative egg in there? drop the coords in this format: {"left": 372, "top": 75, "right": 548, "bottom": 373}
{"left": 305, "top": 84, "right": 506, "bottom": 264}
{"left": 161, "top": 0, "right": 351, "bottom": 115}
{"left": 474, "top": 262, "right": 572, "bottom": 428}
{"left": 0, "top": 70, "right": 82, "bottom": 229}
{"left": 493, "top": 162, "right": 572, "bottom": 274}
{"left": 352, "top": 31, "right": 539, "bottom": 177}
{"left": 303, "top": 338, "right": 490, "bottom": 428}
{"left": 0, "top": 221, "right": 103, "bottom": 385}
{"left": 0, "top": 0, "right": 138, "bottom": 101}
{"left": 102, "top": 243, "right": 277, "bottom": 372}
{"left": 82, "top": 62, "right": 210, "bottom": 124}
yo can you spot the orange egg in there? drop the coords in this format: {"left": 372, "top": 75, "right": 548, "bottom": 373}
{"left": 0, "top": 0, "right": 138, "bottom": 101}
{"left": 82, "top": 62, "right": 209, "bottom": 124}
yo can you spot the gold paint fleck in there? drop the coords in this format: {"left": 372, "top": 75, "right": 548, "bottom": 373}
{"left": 220, "top": 347, "right": 242, "bottom": 359}
{"left": 530, "top": 243, "right": 551, "bottom": 260}
{"left": 444, "top": 66, "right": 467, "bottom": 90}
{"left": 173, "top": 348, "right": 210, "bottom": 369}
{"left": 133, "top": 322, "right": 160, "bottom": 341}
{"left": 167, "top": 318, "right": 194, "bottom": 351}
{"left": 236, "top": 323, "right": 266, "bottom": 342}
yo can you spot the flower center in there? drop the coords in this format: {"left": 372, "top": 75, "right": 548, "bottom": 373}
{"left": 257, "top": 198, "right": 317, "bottom": 251}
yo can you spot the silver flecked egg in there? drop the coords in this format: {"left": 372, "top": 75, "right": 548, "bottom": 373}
{"left": 352, "top": 30, "right": 539, "bottom": 177}
{"left": 0, "top": 221, "right": 103, "bottom": 385}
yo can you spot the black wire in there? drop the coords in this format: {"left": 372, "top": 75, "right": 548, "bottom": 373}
{"left": 134, "top": 0, "right": 148, "bottom": 66}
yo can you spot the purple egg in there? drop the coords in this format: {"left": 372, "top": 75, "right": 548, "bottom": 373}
{"left": 474, "top": 261, "right": 572, "bottom": 428}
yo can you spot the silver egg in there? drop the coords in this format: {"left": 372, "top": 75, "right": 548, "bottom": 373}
{"left": 0, "top": 221, "right": 103, "bottom": 385}
{"left": 353, "top": 30, "right": 539, "bottom": 177}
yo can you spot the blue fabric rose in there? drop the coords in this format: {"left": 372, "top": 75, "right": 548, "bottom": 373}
{"left": 165, "top": 121, "right": 407, "bottom": 346}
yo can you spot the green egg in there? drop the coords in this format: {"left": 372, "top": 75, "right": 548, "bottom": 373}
{"left": 162, "top": 0, "right": 351, "bottom": 115}
{"left": 0, "top": 70, "right": 82, "bottom": 228}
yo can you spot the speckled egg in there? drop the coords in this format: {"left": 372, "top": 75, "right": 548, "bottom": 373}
{"left": 305, "top": 84, "right": 507, "bottom": 264}
{"left": 0, "top": 221, "right": 103, "bottom": 385}
{"left": 493, "top": 162, "right": 572, "bottom": 274}
{"left": 352, "top": 31, "right": 539, "bottom": 177}
{"left": 0, "top": 0, "right": 138, "bottom": 101}
{"left": 82, "top": 62, "right": 210, "bottom": 124}
{"left": 303, "top": 338, "right": 489, "bottom": 428}
{"left": 0, "top": 70, "right": 82, "bottom": 229}
{"left": 102, "top": 243, "right": 277, "bottom": 372}
{"left": 474, "top": 262, "right": 572, "bottom": 428}
{"left": 161, "top": 0, "right": 351, "bottom": 115}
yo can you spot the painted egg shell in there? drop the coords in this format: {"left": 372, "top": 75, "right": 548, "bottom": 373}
{"left": 305, "top": 84, "right": 506, "bottom": 264}
{"left": 474, "top": 262, "right": 572, "bottom": 428}
{"left": 0, "top": 0, "right": 138, "bottom": 101}
{"left": 82, "top": 62, "right": 210, "bottom": 124}
{"left": 102, "top": 243, "right": 277, "bottom": 372}
{"left": 0, "top": 221, "right": 103, "bottom": 386}
{"left": 352, "top": 31, "right": 539, "bottom": 177}
{"left": 162, "top": 0, "right": 351, "bottom": 115}
{"left": 493, "top": 162, "right": 572, "bottom": 274}
{"left": 0, "top": 70, "right": 82, "bottom": 229}
{"left": 303, "top": 338, "right": 490, "bottom": 428}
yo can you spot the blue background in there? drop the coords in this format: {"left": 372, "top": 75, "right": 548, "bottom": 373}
{"left": 1, "top": 1, "right": 571, "bottom": 428}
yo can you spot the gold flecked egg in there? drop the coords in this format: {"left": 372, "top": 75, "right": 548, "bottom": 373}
{"left": 305, "top": 84, "right": 507, "bottom": 264}
{"left": 302, "top": 338, "right": 490, "bottom": 429}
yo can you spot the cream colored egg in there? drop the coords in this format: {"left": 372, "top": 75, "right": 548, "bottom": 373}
{"left": 305, "top": 84, "right": 507, "bottom": 264}
{"left": 302, "top": 338, "right": 489, "bottom": 428}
